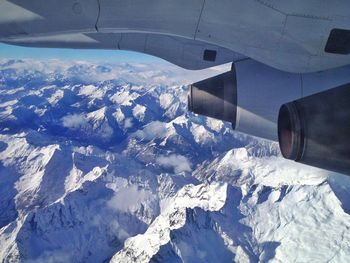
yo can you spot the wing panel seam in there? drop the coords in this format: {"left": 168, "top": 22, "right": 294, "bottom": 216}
{"left": 194, "top": 0, "right": 206, "bottom": 40}
{"left": 95, "top": 0, "right": 101, "bottom": 31}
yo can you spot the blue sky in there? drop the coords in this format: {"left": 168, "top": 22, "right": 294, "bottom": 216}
{"left": 0, "top": 43, "right": 162, "bottom": 63}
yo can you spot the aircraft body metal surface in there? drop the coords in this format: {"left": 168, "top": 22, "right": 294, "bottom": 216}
{"left": 1, "top": 0, "right": 350, "bottom": 72}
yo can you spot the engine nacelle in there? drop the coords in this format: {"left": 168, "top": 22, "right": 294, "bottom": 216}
{"left": 188, "top": 71, "right": 237, "bottom": 124}
{"left": 278, "top": 84, "right": 350, "bottom": 175}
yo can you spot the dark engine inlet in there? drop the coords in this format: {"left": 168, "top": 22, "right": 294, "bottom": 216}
{"left": 278, "top": 84, "right": 350, "bottom": 175}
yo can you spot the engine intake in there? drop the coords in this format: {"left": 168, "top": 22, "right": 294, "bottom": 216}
{"left": 278, "top": 84, "right": 350, "bottom": 175}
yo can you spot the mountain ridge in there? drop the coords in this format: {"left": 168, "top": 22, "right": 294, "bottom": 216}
{"left": 0, "top": 59, "right": 349, "bottom": 263}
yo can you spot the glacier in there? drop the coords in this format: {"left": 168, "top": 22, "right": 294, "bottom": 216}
{"left": 0, "top": 59, "right": 350, "bottom": 263}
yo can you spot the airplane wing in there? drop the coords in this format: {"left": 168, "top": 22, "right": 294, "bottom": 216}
{"left": 2, "top": 32, "right": 245, "bottom": 70}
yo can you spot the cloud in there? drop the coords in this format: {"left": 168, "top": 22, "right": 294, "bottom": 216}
{"left": 61, "top": 114, "right": 88, "bottom": 130}
{"left": 124, "top": 118, "right": 133, "bottom": 129}
{"left": 156, "top": 154, "right": 192, "bottom": 174}
{"left": 107, "top": 185, "right": 152, "bottom": 212}
{"left": 134, "top": 121, "right": 168, "bottom": 140}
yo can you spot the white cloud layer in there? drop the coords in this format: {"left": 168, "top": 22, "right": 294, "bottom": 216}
{"left": 107, "top": 185, "right": 153, "bottom": 212}
{"left": 61, "top": 114, "right": 88, "bottom": 130}
{"left": 156, "top": 154, "right": 192, "bottom": 174}
{"left": 134, "top": 121, "right": 168, "bottom": 140}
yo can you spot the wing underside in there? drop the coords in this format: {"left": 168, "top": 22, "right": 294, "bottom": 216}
{"left": 4, "top": 32, "right": 244, "bottom": 70}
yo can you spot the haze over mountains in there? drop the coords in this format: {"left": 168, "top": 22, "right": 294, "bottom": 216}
{"left": 0, "top": 59, "right": 349, "bottom": 263}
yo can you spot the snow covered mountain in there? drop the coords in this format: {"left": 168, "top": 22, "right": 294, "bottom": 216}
{"left": 0, "top": 59, "right": 350, "bottom": 263}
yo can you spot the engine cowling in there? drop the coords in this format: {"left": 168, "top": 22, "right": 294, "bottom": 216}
{"left": 278, "top": 84, "right": 350, "bottom": 175}
{"left": 188, "top": 71, "right": 237, "bottom": 124}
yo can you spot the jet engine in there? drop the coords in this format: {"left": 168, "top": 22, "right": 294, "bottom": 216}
{"left": 188, "top": 71, "right": 237, "bottom": 124}
{"left": 278, "top": 84, "right": 350, "bottom": 175}
{"left": 188, "top": 59, "right": 350, "bottom": 174}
